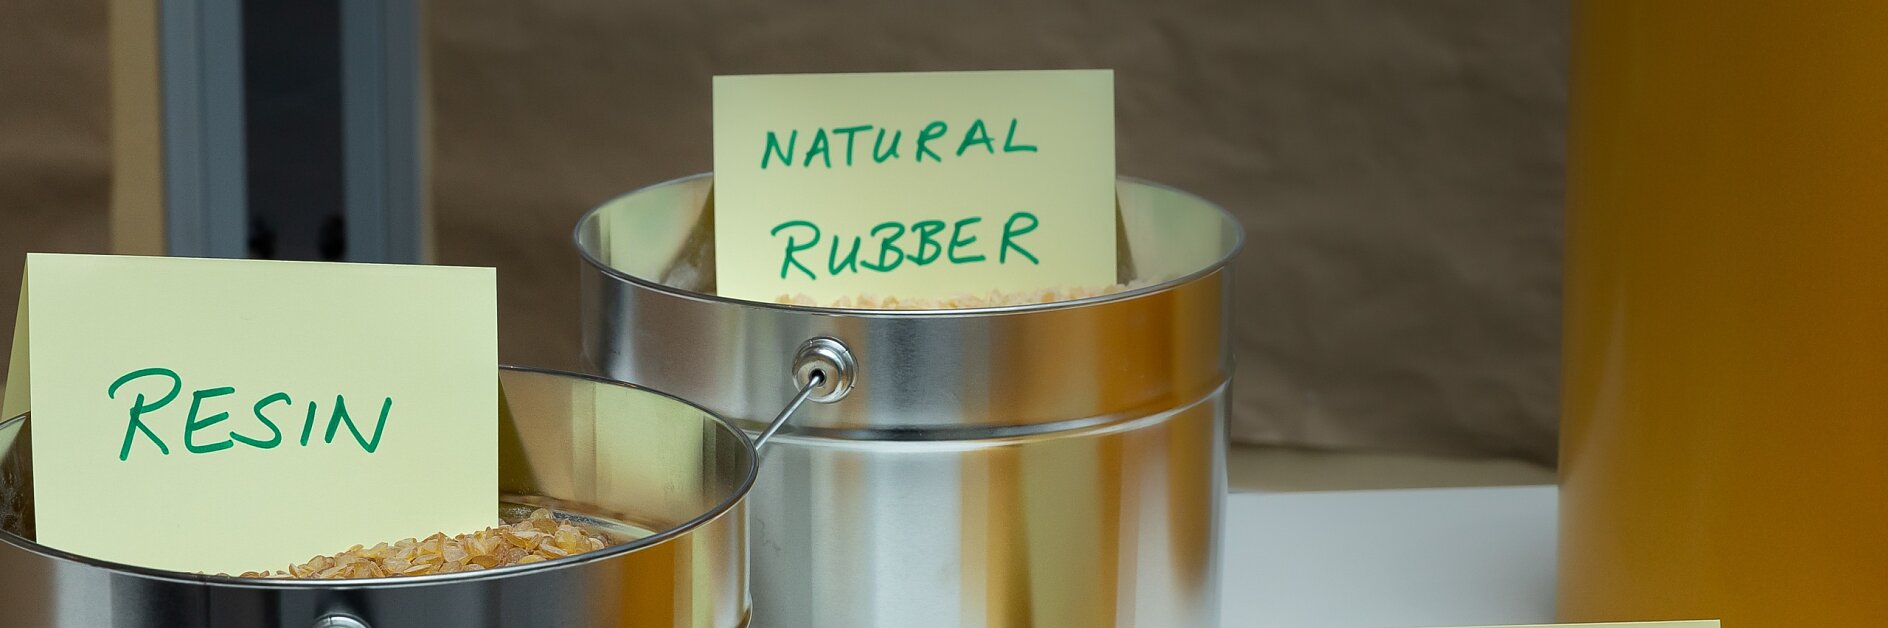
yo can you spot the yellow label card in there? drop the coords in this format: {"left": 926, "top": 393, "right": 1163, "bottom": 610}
{"left": 711, "top": 70, "right": 1116, "bottom": 304}
{"left": 1427, "top": 618, "right": 1729, "bottom": 622}
{"left": 6, "top": 253, "right": 497, "bottom": 574}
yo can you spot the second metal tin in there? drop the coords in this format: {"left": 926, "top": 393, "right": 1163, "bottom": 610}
{"left": 576, "top": 174, "right": 1241, "bottom": 628}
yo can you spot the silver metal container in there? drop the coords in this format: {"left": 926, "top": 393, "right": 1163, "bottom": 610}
{"left": 575, "top": 174, "right": 1241, "bottom": 628}
{"left": 0, "top": 367, "right": 756, "bottom": 628}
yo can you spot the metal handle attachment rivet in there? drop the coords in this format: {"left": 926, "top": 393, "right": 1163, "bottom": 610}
{"left": 314, "top": 615, "right": 369, "bottom": 628}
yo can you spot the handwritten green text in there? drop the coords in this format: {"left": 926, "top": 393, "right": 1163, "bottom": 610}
{"left": 761, "top": 118, "right": 1038, "bottom": 169}
{"left": 108, "top": 367, "right": 393, "bottom": 461}
{"left": 771, "top": 211, "right": 1041, "bottom": 281}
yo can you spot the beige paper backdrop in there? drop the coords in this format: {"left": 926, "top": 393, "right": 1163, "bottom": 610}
{"left": 0, "top": 0, "right": 1567, "bottom": 464}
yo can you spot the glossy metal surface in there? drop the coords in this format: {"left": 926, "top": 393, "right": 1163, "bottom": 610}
{"left": 575, "top": 174, "right": 1239, "bottom": 628}
{"left": 0, "top": 367, "right": 754, "bottom": 628}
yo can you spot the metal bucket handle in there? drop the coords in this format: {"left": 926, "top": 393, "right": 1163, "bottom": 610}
{"left": 751, "top": 336, "right": 856, "bottom": 454}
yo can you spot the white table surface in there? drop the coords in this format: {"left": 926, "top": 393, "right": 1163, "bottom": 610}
{"left": 1221, "top": 485, "right": 1558, "bottom": 628}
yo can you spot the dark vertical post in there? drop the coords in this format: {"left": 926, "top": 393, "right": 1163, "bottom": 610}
{"left": 156, "top": 0, "right": 423, "bottom": 263}
{"left": 241, "top": 0, "right": 343, "bottom": 260}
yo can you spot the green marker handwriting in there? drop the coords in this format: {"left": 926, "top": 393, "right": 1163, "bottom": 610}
{"left": 770, "top": 211, "right": 1041, "bottom": 280}
{"left": 760, "top": 118, "right": 1036, "bottom": 169}
{"left": 107, "top": 367, "right": 393, "bottom": 460}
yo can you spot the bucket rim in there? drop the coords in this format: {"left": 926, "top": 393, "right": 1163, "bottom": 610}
{"left": 572, "top": 172, "right": 1247, "bottom": 319}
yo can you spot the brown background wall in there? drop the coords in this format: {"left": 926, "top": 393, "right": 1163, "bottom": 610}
{"left": 0, "top": 1, "right": 1568, "bottom": 463}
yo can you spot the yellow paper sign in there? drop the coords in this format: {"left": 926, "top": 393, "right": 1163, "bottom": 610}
{"left": 711, "top": 69, "right": 1117, "bottom": 303}
{"left": 1427, "top": 618, "right": 1729, "bottom": 622}
{"left": 3, "top": 253, "right": 497, "bottom": 574}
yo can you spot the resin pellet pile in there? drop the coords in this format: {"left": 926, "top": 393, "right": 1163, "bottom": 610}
{"left": 233, "top": 508, "right": 612, "bottom": 579}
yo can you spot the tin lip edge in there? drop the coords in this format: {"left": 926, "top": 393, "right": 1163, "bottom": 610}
{"left": 742, "top": 377, "right": 1232, "bottom": 445}
{"left": 571, "top": 173, "right": 1248, "bottom": 319}
{"left": 0, "top": 365, "right": 762, "bottom": 589}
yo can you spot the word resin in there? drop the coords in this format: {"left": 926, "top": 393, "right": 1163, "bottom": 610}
{"left": 107, "top": 367, "right": 393, "bottom": 461}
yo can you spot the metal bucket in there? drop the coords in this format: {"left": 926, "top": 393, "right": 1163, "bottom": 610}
{"left": 575, "top": 174, "right": 1241, "bottom": 628}
{"left": 0, "top": 366, "right": 755, "bottom": 628}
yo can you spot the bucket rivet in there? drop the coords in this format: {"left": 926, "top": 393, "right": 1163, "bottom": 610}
{"left": 792, "top": 337, "right": 856, "bottom": 404}
{"left": 314, "top": 615, "right": 368, "bottom": 628}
